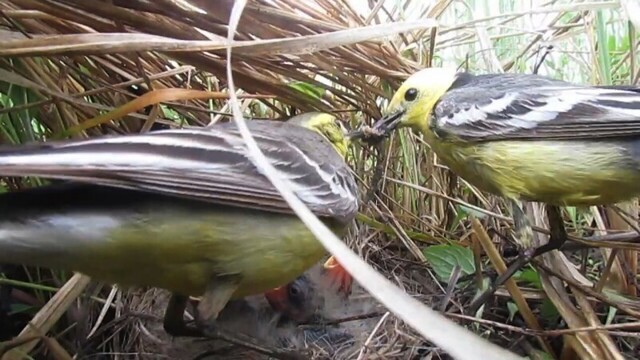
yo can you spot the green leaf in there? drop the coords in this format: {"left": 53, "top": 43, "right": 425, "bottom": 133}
{"left": 288, "top": 81, "right": 324, "bottom": 99}
{"left": 513, "top": 267, "right": 542, "bottom": 289}
{"left": 423, "top": 244, "right": 475, "bottom": 283}
{"left": 470, "top": 277, "right": 491, "bottom": 318}
{"left": 524, "top": 351, "right": 555, "bottom": 360}
{"left": 540, "top": 298, "right": 560, "bottom": 324}
{"left": 455, "top": 204, "right": 488, "bottom": 220}
{"left": 564, "top": 206, "right": 577, "bottom": 227}
{"left": 9, "top": 303, "right": 36, "bottom": 315}
{"left": 605, "top": 306, "right": 617, "bottom": 325}
{"left": 379, "top": 80, "right": 396, "bottom": 97}
{"left": 507, "top": 301, "right": 518, "bottom": 322}
{"left": 540, "top": 353, "right": 555, "bottom": 360}
{"left": 449, "top": 204, "right": 487, "bottom": 232}
{"left": 595, "top": 10, "right": 612, "bottom": 85}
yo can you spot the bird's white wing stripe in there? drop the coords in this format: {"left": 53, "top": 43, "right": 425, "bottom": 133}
{"left": 598, "top": 105, "right": 640, "bottom": 117}
{"left": 471, "top": 93, "right": 517, "bottom": 120}
{"left": 446, "top": 106, "right": 485, "bottom": 125}
{"left": 573, "top": 88, "right": 640, "bottom": 102}
{"left": 0, "top": 152, "right": 227, "bottom": 170}
{"left": 512, "top": 92, "right": 587, "bottom": 123}
{"left": 62, "top": 131, "right": 241, "bottom": 154}
{"left": 0, "top": 124, "right": 358, "bottom": 221}
{"left": 244, "top": 145, "right": 335, "bottom": 206}
{"left": 446, "top": 93, "right": 525, "bottom": 126}
{"left": 289, "top": 144, "right": 356, "bottom": 202}
{"left": 443, "top": 86, "right": 640, "bottom": 128}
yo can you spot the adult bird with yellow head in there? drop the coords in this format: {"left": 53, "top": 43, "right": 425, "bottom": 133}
{"left": 0, "top": 112, "right": 357, "bottom": 358}
{"left": 358, "top": 67, "right": 640, "bottom": 310}
{"left": 369, "top": 67, "right": 640, "bottom": 208}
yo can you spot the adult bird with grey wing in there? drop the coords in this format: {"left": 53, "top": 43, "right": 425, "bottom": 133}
{"left": 0, "top": 112, "right": 358, "bottom": 359}
{"left": 354, "top": 67, "right": 640, "bottom": 312}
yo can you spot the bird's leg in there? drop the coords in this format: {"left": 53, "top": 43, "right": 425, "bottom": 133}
{"left": 511, "top": 199, "right": 534, "bottom": 250}
{"left": 468, "top": 203, "right": 568, "bottom": 314}
{"left": 500, "top": 203, "right": 567, "bottom": 261}
{"left": 163, "top": 293, "right": 201, "bottom": 337}
{"left": 194, "top": 274, "right": 242, "bottom": 332}
{"left": 489, "top": 200, "right": 538, "bottom": 291}
{"left": 467, "top": 199, "right": 535, "bottom": 314}
{"left": 535, "top": 205, "right": 568, "bottom": 256}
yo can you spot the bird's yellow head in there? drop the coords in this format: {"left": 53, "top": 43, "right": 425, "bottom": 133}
{"left": 371, "top": 67, "right": 458, "bottom": 136}
{"left": 287, "top": 112, "right": 350, "bottom": 158}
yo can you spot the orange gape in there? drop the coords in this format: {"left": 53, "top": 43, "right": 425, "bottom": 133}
{"left": 263, "top": 256, "right": 353, "bottom": 321}
{"left": 321, "top": 255, "right": 353, "bottom": 296}
{"left": 263, "top": 285, "right": 291, "bottom": 317}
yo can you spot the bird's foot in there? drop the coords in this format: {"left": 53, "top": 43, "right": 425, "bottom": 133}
{"left": 467, "top": 204, "right": 568, "bottom": 314}
{"left": 466, "top": 199, "right": 536, "bottom": 313}
{"left": 467, "top": 247, "right": 536, "bottom": 315}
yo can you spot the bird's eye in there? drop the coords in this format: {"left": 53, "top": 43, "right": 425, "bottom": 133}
{"left": 288, "top": 284, "right": 300, "bottom": 297}
{"left": 404, "top": 88, "right": 418, "bottom": 101}
{"left": 287, "top": 276, "right": 310, "bottom": 306}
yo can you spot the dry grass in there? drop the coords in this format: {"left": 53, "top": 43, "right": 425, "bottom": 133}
{"left": 1, "top": 0, "right": 639, "bottom": 359}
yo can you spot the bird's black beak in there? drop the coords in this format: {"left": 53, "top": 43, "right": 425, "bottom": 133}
{"left": 345, "top": 129, "right": 366, "bottom": 140}
{"left": 371, "top": 110, "right": 404, "bottom": 135}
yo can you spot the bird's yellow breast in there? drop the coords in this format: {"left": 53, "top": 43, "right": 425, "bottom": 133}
{"left": 430, "top": 138, "right": 640, "bottom": 206}
{"left": 57, "top": 209, "right": 337, "bottom": 298}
